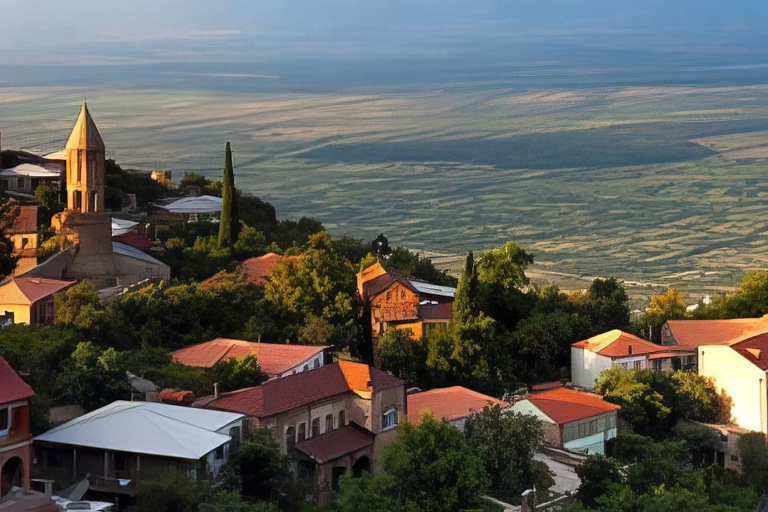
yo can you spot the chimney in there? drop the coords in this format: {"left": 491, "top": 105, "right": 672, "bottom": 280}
{"left": 214, "top": 382, "right": 220, "bottom": 399}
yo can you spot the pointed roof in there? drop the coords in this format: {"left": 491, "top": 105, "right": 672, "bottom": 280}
{"left": 407, "top": 386, "right": 505, "bottom": 426}
{"left": 665, "top": 317, "right": 768, "bottom": 349}
{"left": 572, "top": 329, "right": 665, "bottom": 358}
{"left": 65, "top": 103, "right": 105, "bottom": 151}
{"left": 0, "top": 276, "right": 75, "bottom": 305}
{"left": 0, "top": 354, "right": 34, "bottom": 404}
{"left": 526, "top": 388, "right": 620, "bottom": 425}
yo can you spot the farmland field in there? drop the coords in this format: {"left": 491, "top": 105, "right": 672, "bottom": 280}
{"left": 2, "top": 83, "right": 768, "bottom": 303}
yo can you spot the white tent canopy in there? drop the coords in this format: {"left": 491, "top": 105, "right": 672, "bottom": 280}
{"left": 158, "top": 195, "right": 222, "bottom": 214}
{"left": 0, "top": 163, "right": 60, "bottom": 178}
{"left": 112, "top": 218, "right": 139, "bottom": 237}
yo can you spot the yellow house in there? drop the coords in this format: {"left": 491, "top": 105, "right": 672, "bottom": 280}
{"left": 0, "top": 276, "right": 74, "bottom": 326}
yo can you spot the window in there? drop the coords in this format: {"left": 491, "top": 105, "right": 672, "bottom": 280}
{"left": 303, "top": 364, "right": 309, "bottom": 371}
{"left": 314, "top": 358, "right": 320, "bottom": 368}
{"left": 215, "top": 445, "right": 225, "bottom": 460}
{"left": 588, "top": 419, "right": 598, "bottom": 436}
{"left": 0, "top": 407, "right": 8, "bottom": 434}
{"left": 633, "top": 360, "right": 643, "bottom": 370}
{"left": 382, "top": 407, "right": 398, "bottom": 430}
{"left": 326, "top": 414, "right": 334, "bottom": 432}
{"left": 286, "top": 426, "right": 296, "bottom": 453}
{"left": 298, "top": 423, "right": 306, "bottom": 442}
{"left": 338, "top": 410, "right": 346, "bottom": 428}
{"left": 311, "top": 417, "right": 320, "bottom": 437}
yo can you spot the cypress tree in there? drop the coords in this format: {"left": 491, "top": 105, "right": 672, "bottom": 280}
{"left": 217, "top": 142, "right": 233, "bottom": 248}
{"left": 454, "top": 251, "right": 479, "bottom": 322}
{"left": 227, "top": 142, "right": 240, "bottom": 240}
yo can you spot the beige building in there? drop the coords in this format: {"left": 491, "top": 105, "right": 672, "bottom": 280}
{"left": 7, "top": 206, "right": 39, "bottom": 275}
{"left": 202, "top": 360, "right": 405, "bottom": 504}
{"left": 0, "top": 276, "right": 74, "bottom": 326}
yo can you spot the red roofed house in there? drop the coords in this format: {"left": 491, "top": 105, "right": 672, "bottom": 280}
{"left": 512, "top": 387, "right": 620, "bottom": 455}
{"left": 357, "top": 262, "right": 455, "bottom": 354}
{"left": 172, "top": 338, "right": 330, "bottom": 379}
{"left": 0, "top": 355, "right": 35, "bottom": 497}
{"left": 7, "top": 205, "right": 39, "bottom": 276}
{"left": 663, "top": 316, "right": 768, "bottom": 371}
{"left": 407, "top": 386, "right": 506, "bottom": 430}
{"left": 0, "top": 276, "right": 75, "bottom": 326}
{"left": 699, "top": 329, "right": 768, "bottom": 435}
{"left": 201, "top": 360, "right": 405, "bottom": 503}
{"left": 241, "top": 253, "right": 290, "bottom": 286}
{"left": 571, "top": 329, "right": 689, "bottom": 389}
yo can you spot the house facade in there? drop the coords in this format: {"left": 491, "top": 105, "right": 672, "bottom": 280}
{"left": 357, "top": 262, "right": 454, "bottom": 351}
{"left": 0, "top": 355, "right": 35, "bottom": 497}
{"left": 7, "top": 205, "right": 39, "bottom": 275}
{"left": 202, "top": 360, "right": 405, "bottom": 503}
{"left": 33, "top": 401, "right": 244, "bottom": 498}
{"left": 512, "top": 387, "right": 620, "bottom": 455}
{"left": 571, "top": 329, "right": 685, "bottom": 389}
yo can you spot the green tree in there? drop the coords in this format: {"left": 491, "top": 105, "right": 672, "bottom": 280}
{"left": 464, "top": 405, "right": 543, "bottom": 495}
{"left": 54, "top": 281, "right": 110, "bottom": 332}
{"left": 34, "top": 183, "right": 64, "bottom": 222}
{"left": 348, "top": 415, "right": 489, "bottom": 512}
{"left": 370, "top": 233, "right": 391, "bottom": 258}
{"left": 375, "top": 328, "right": 426, "bottom": 385}
{"left": 218, "top": 142, "right": 235, "bottom": 248}
{"left": 476, "top": 241, "right": 534, "bottom": 328}
{"left": 213, "top": 355, "right": 268, "bottom": 392}
{"left": 738, "top": 432, "right": 768, "bottom": 494}
{"left": 386, "top": 246, "right": 457, "bottom": 287}
{"left": 596, "top": 368, "right": 672, "bottom": 437}
{"left": 59, "top": 341, "right": 131, "bottom": 410}
{"left": 454, "top": 251, "right": 479, "bottom": 323}
{"left": 336, "top": 473, "right": 397, "bottom": 512}
{"left": 221, "top": 427, "right": 297, "bottom": 509}
{"left": 575, "top": 454, "right": 622, "bottom": 506}
{"left": 232, "top": 224, "right": 267, "bottom": 260}
{"left": 0, "top": 199, "right": 19, "bottom": 277}
{"left": 642, "top": 289, "right": 687, "bottom": 342}
{"left": 580, "top": 277, "right": 631, "bottom": 334}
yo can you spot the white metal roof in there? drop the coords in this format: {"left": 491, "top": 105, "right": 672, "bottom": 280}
{"left": 35, "top": 401, "right": 243, "bottom": 460}
{"left": 409, "top": 280, "right": 456, "bottom": 298}
{"left": 111, "top": 218, "right": 139, "bottom": 237}
{"left": 0, "top": 164, "right": 60, "bottom": 178}
{"left": 159, "top": 195, "right": 222, "bottom": 214}
{"left": 112, "top": 242, "right": 164, "bottom": 265}
{"left": 43, "top": 149, "right": 67, "bottom": 161}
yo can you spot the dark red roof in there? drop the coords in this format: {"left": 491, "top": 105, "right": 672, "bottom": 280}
{"left": 295, "top": 423, "right": 375, "bottom": 464}
{"left": 158, "top": 389, "right": 195, "bottom": 404}
{"left": 172, "top": 338, "right": 328, "bottom": 376}
{"left": 9, "top": 206, "right": 37, "bottom": 234}
{"left": 113, "top": 233, "right": 153, "bottom": 251}
{"left": 205, "top": 361, "right": 403, "bottom": 418}
{"left": 730, "top": 332, "right": 768, "bottom": 370}
{"left": 527, "top": 388, "right": 619, "bottom": 425}
{"left": 362, "top": 269, "right": 418, "bottom": 300}
{"left": 419, "top": 302, "right": 453, "bottom": 320}
{"left": 0, "top": 354, "right": 34, "bottom": 403}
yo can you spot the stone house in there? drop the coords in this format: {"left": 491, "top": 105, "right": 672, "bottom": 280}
{"left": 202, "top": 360, "right": 405, "bottom": 504}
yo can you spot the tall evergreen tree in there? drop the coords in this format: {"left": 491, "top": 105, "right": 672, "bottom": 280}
{"left": 454, "top": 251, "right": 479, "bottom": 322}
{"left": 217, "top": 142, "right": 234, "bottom": 248}
{"left": 226, "top": 142, "right": 240, "bottom": 240}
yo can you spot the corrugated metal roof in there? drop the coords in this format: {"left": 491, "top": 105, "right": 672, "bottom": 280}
{"left": 35, "top": 401, "right": 243, "bottom": 460}
{"left": 112, "top": 241, "right": 165, "bottom": 265}
{"left": 159, "top": 195, "right": 222, "bottom": 214}
{"left": 0, "top": 164, "right": 60, "bottom": 178}
{"left": 409, "top": 280, "right": 456, "bottom": 298}
{"left": 112, "top": 218, "right": 139, "bottom": 237}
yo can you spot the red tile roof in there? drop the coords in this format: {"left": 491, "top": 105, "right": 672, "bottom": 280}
{"left": 666, "top": 317, "right": 768, "bottom": 349}
{"left": 572, "top": 329, "right": 663, "bottom": 358}
{"left": 407, "top": 386, "right": 505, "bottom": 425}
{"left": 0, "top": 276, "right": 75, "bottom": 305}
{"left": 205, "top": 361, "right": 403, "bottom": 418}
{"left": 241, "top": 253, "right": 300, "bottom": 286}
{"left": 527, "top": 388, "right": 619, "bottom": 425}
{"left": 158, "top": 389, "right": 195, "bottom": 404}
{"left": 295, "top": 423, "right": 375, "bottom": 464}
{"left": 9, "top": 206, "right": 37, "bottom": 234}
{"left": 171, "top": 339, "right": 329, "bottom": 376}
{"left": 0, "top": 354, "right": 34, "bottom": 403}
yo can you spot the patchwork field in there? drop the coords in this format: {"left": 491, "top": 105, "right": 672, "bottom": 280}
{"left": 2, "top": 84, "right": 768, "bottom": 303}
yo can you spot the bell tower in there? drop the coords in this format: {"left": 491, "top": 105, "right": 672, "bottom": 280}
{"left": 65, "top": 103, "right": 105, "bottom": 213}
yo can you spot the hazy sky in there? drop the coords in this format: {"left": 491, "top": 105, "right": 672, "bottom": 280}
{"left": 1, "top": 0, "right": 766, "bottom": 65}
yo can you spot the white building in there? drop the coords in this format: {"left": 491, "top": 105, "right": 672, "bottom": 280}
{"left": 571, "top": 329, "right": 678, "bottom": 389}
{"left": 33, "top": 401, "right": 244, "bottom": 495}
{"left": 699, "top": 332, "right": 768, "bottom": 435}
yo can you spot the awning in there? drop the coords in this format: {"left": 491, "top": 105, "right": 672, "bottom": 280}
{"left": 294, "top": 424, "right": 374, "bottom": 464}
{"left": 649, "top": 350, "right": 695, "bottom": 360}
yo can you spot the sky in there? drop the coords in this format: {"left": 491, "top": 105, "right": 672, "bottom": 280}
{"left": 1, "top": 0, "right": 766, "bottom": 66}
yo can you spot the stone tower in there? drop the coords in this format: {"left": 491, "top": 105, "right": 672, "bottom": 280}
{"left": 65, "top": 103, "right": 105, "bottom": 213}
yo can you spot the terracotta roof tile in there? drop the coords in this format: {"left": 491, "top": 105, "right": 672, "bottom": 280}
{"left": 295, "top": 423, "right": 375, "bottom": 464}
{"left": 527, "top": 388, "right": 619, "bottom": 425}
{"left": 572, "top": 329, "right": 663, "bottom": 358}
{"left": 666, "top": 317, "right": 768, "bottom": 349}
{"left": 407, "top": 386, "right": 505, "bottom": 425}
{"left": 0, "top": 354, "right": 34, "bottom": 403}
{"left": 240, "top": 253, "right": 300, "bottom": 286}
{"left": 205, "top": 361, "right": 403, "bottom": 418}
{"left": 171, "top": 339, "right": 329, "bottom": 376}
